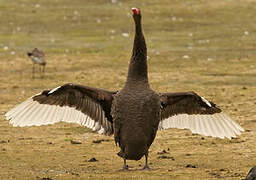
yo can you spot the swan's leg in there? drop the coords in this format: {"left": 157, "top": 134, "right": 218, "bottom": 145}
{"left": 142, "top": 152, "right": 150, "bottom": 170}
{"left": 123, "top": 158, "right": 128, "bottom": 170}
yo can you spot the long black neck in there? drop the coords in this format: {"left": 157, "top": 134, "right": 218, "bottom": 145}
{"left": 125, "top": 15, "right": 149, "bottom": 87}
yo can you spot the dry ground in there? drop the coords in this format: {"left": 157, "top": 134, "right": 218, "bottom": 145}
{"left": 0, "top": 0, "right": 256, "bottom": 179}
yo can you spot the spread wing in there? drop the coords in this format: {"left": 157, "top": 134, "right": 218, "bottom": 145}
{"left": 5, "top": 83, "right": 117, "bottom": 135}
{"left": 159, "top": 91, "right": 244, "bottom": 139}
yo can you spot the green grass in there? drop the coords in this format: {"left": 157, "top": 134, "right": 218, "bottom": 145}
{"left": 0, "top": 0, "right": 256, "bottom": 179}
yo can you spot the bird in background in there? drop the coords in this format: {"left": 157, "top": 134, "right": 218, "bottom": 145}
{"left": 5, "top": 8, "right": 244, "bottom": 170}
{"left": 27, "top": 48, "right": 46, "bottom": 79}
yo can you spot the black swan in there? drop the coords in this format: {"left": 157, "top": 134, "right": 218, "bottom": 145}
{"left": 5, "top": 8, "right": 244, "bottom": 170}
{"left": 27, "top": 48, "right": 46, "bottom": 78}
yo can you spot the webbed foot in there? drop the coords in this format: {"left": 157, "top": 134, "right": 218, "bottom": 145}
{"left": 141, "top": 165, "right": 151, "bottom": 170}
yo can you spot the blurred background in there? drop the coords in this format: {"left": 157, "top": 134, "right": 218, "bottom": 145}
{"left": 1, "top": 0, "right": 255, "bottom": 57}
{"left": 1, "top": 0, "right": 255, "bottom": 89}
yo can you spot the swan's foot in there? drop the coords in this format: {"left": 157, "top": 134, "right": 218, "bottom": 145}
{"left": 143, "top": 152, "right": 151, "bottom": 170}
{"left": 142, "top": 165, "right": 150, "bottom": 170}
{"left": 117, "top": 165, "right": 129, "bottom": 171}
{"left": 123, "top": 164, "right": 129, "bottom": 170}
{"left": 118, "top": 158, "right": 129, "bottom": 171}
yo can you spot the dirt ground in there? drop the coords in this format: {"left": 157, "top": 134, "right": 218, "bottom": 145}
{"left": 1, "top": 0, "right": 256, "bottom": 179}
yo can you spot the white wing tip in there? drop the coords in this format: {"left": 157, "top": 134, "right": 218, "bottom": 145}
{"left": 201, "top": 96, "right": 212, "bottom": 107}
{"left": 48, "top": 86, "right": 62, "bottom": 94}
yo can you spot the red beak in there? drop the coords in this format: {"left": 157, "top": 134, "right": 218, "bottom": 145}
{"left": 132, "top": 8, "right": 140, "bottom": 15}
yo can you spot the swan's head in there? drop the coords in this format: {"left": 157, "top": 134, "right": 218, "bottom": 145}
{"left": 132, "top": 7, "right": 140, "bottom": 15}
{"left": 132, "top": 7, "right": 141, "bottom": 22}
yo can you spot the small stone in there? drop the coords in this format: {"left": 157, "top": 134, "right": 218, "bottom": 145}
{"left": 70, "top": 140, "right": 82, "bottom": 144}
{"left": 88, "top": 157, "right": 98, "bottom": 162}
{"left": 186, "top": 164, "right": 197, "bottom": 168}
{"left": 183, "top": 55, "right": 189, "bottom": 59}
{"left": 0, "top": 140, "right": 7, "bottom": 144}
{"left": 92, "top": 140, "right": 102, "bottom": 144}
{"left": 71, "top": 172, "right": 79, "bottom": 176}
{"left": 36, "top": 177, "right": 52, "bottom": 180}
{"left": 12, "top": 85, "right": 19, "bottom": 89}
{"left": 157, "top": 155, "right": 175, "bottom": 160}
{"left": 110, "top": 29, "right": 116, "bottom": 34}
{"left": 35, "top": 4, "right": 40, "bottom": 8}
{"left": 92, "top": 139, "right": 109, "bottom": 143}
{"left": 122, "top": 33, "right": 129, "bottom": 37}
{"left": 157, "top": 149, "right": 168, "bottom": 154}
{"left": 244, "top": 31, "right": 249, "bottom": 35}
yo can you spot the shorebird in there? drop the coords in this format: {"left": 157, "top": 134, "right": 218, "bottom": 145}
{"left": 27, "top": 48, "right": 46, "bottom": 78}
